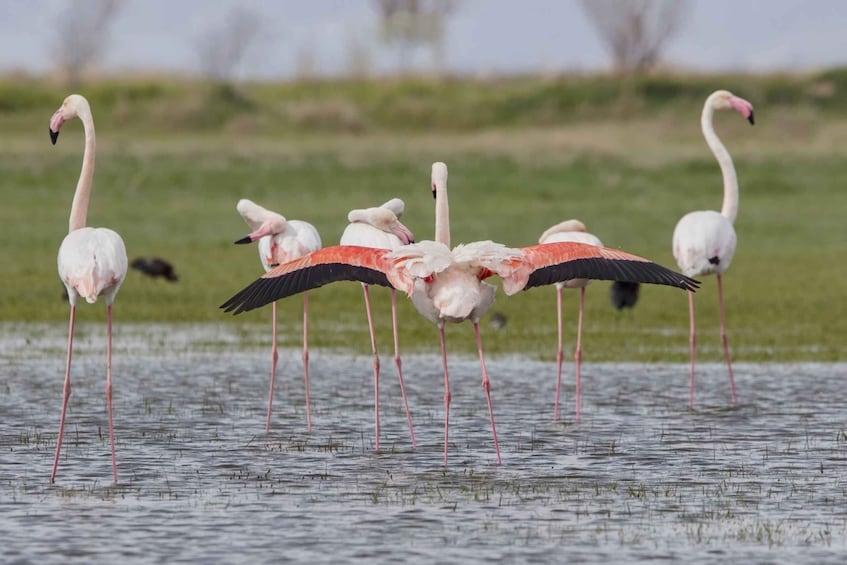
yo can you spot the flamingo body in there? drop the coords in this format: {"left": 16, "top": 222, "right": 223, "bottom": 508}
{"left": 538, "top": 220, "right": 603, "bottom": 289}
{"left": 59, "top": 227, "right": 127, "bottom": 305}
{"left": 235, "top": 198, "right": 321, "bottom": 432}
{"left": 672, "top": 211, "right": 736, "bottom": 278}
{"left": 338, "top": 198, "right": 416, "bottom": 450}
{"left": 538, "top": 219, "right": 603, "bottom": 421}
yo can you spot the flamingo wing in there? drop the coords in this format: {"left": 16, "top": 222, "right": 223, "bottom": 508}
{"left": 221, "top": 245, "right": 394, "bottom": 315}
{"left": 451, "top": 240, "right": 524, "bottom": 281}
{"left": 500, "top": 242, "right": 700, "bottom": 296}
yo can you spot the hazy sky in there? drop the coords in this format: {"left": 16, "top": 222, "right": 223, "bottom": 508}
{"left": 2, "top": 0, "right": 845, "bottom": 78}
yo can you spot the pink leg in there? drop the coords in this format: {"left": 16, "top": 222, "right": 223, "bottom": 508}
{"left": 265, "top": 301, "right": 279, "bottom": 432}
{"left": 553, "top": 286, "right": 564, "bottom": 422}
{"left": 439, "top": 325, "right": 451, "bottom": 466}
{"left": 106, "top": 304, "right": 117, "bottom": 483}
{"left": 51, "top": 305, "right": 76, "bottom": 484}
{"left": 362, "top": 284, "right": 380, "bottom": 450}
{"left": 302, "top": 292, "right": 312, "bottom": 431}
{"left": 473, "top": 322, "right": 502, "bottom": 465}
{"left": 688, "top": 290, "right": 696, "bottom": 409}
{"left": 391, "top": 289, "right": 416, "bottom": 449}
{"left": 716, "top": 275, "right": 738, "bottom": 406}
{"left": 574, "top": 287, "right": 586, "bottom": 421}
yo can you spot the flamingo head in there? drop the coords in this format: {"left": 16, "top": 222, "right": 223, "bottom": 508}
{"left": 709, "top": 90, "right": 755, "bottom": 125}
{"left": 431, "top": 162, "right": 448, "bottom": 199}
{"left": 234, "top": 217, "right": 286, "bottom": 244}
{"left": 350, "top": 207, "right": 414, "bottom": 244}
{"left": 49, "top": 94, "right": 89, "bottom": 145}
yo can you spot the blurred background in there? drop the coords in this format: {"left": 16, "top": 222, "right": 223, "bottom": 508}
{"left": 1, "top": 0, "right": 845, "bottom": 362}
{"left": 2, "top": 0, "right": 845, "bottom": 79}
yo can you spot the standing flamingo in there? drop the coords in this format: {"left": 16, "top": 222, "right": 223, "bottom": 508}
{"left": 538, "top": 220, "right": 603, "bottom": 422}
{"left": 672, "top": 89, "right": 754, "bottom": 408}
{"left": 340, "top": 199, "right": 416, "bottom": 450}
{"left": 222, "top": 162, "right": 699, "bottom": 465}
{"left": 234, "top": 199, "right": 322, "bottom": 432}
{"left": 49, "top": 94, "right": 128, "bottom": 484}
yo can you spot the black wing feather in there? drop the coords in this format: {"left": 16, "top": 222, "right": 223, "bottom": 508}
{"left": 524, "top": 258, "right": 699, "bottom": 292}
{"left": 221, "top": 263, "right": 392, "bottom": 315}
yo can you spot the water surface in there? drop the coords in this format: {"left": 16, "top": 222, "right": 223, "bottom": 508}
{"left": 1, "top": 323, "right": 846, "bottom": 563}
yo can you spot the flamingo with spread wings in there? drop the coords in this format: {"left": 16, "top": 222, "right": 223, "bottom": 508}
{"left": 222, "top": 163, "right": 699, "bottom": 465}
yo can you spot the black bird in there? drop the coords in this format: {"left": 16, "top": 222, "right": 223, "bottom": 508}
{"left": 610, "top": 281, "right": 640, "bottom": 311}
{"left": 131, "top": 257, "right": 179, "bottom": 282}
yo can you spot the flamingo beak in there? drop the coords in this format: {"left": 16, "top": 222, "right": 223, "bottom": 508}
{"left": 392, "top": 220, "right": 415, "bottom": 245}
{"left": 49, "top": 110, "right": 64, "bottom": 145}
{"left": 432, "top": 183, "right": 437, "bottom": 199}
{"left": 729, "top": 96, "right": 754, "bottom": 126}
{"left": 235, "top": 223, "right": 272, "bottom": 244}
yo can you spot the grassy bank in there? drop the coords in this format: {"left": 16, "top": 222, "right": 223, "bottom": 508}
{"left": 1, "top": 71, "right": 846, "bottom": 362}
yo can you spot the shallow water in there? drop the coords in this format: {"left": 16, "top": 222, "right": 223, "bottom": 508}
{"left": 1, "top": 323, "right": 846, "bottom": 563}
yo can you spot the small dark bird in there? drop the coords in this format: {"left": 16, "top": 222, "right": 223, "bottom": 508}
{"left": 131, "top": 257, "right": 179, "bottom": 282}
{"left": 610, "top": 281, "right": 640, "bottom": 311}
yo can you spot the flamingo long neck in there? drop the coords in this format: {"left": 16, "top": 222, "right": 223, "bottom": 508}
{"left": 701, "top": 102, "right": 738, "bottom": 223}
{"left": 434, "top": 183, "right": 450, "bottom": 247}
{"left": 68, "top": 104, "right": 96, "bottom": 232}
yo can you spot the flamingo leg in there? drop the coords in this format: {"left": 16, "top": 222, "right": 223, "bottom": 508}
{"left": 105, "top": 304, "right": 117, "bottom": 483}
{"left": 688, "top": 290, "right": 696, "bottom": 409}
{"left": 391, "top": 289, "right": 416, "bottom": 449}
{"left": 51, "top": 305, "right": 76, "bottom": 484}
{"left": 265, "top": 301, "right": 279, "bottom": 432}
{"left": 553, "top": 286, "right": 564, "bottom": 422}
{"left": 574, "top": 287, "right": 586, "bottom": 421}
{"left": 361, "top": 284, "right": 380, "bottom": 450}
{"left": 716, "top": 275, "right": 738, "bottom": 406}
{"left": 439, "top": 325, "right": 450, "bottom": 466}
{"left": 302, "top": 292, "right": 312, "bottom": 431}
{"left": 473, "top": 322, "right": 502, "bottom": 465}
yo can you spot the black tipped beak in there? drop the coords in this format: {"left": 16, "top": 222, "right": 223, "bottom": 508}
{"left": 50, "top": 129, "right": 59, "bottom": 145}
{"left": 747, "top": 111, "right": 755, "bottom": 125}
{"left": 234, "top": 235, "right": 252, "bottom": 244}
{"left": 432, "top": 190, "right": 437, "bottom": 199}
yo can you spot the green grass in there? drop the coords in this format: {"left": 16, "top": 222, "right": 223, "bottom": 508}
{"left": 2, "top": 72, "right": 846, "bottom": 362}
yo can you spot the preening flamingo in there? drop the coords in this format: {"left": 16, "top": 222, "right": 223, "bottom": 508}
{"left": 50, "top": 94, "right": 128, "bottom": 484}
{"left": 222, "top": 162, "right": 700, "bottom": 465}
{"left": 235, "top": 198, "right": 322, "bottom": 432}
{"left": 538, "top": 219, "right": 603, "bottom": 422}
{"left": 339, "top": 199, "right": 416, "bottom": 450}
{"left": 672, "top": 89, "right": 754, "bottom": 408}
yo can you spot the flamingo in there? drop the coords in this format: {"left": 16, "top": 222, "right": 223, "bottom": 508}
{"left": 339, "top": 199, "right": 416, "bottom": 450}
{"left": 234, "top": 198, "right": 322, "bottom": 432}
{"left": 672, "top": 89, "right": 754, "bottom": 408}
{"left": 538, "top": 219, "right": 603, "bottom": 422}
{"left": 49, "top": 94, "right": 128, "bottom": 484}
{"left": 222, "top": 162, "right": 700, "bottom": 465}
